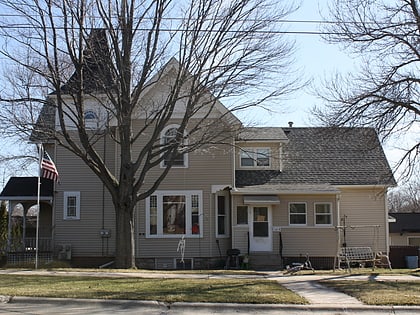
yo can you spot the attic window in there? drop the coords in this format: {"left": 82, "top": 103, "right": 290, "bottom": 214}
{"left": 84, "top": 111, "right": 97, "bottom": 120}
{"left": 84, "top": 110, "right": 98, "bottom": 129}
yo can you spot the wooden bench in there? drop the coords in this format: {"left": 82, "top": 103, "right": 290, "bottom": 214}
{"left": 336, "top": 247, "right": 376, "bottom": 271}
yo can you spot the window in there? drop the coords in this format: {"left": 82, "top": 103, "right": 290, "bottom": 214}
{"left": 64, "top": 191, "right": 80, "bottom": 220}
{"left": 240, "top": 148, "right": 271, "bottom": 167}
{"left": 315, "top": 203, "right": 332, "bottom": 225}
{"left": 216, "top": 193, "right": 230, "bottom": 237}
{"left": 237, "top": 206, "right": 248, "bottom": 225}
{"left": 84, "top": 110, "right": 98, "bottom": 129}
{"left": 253, "top": 207, "right": 269, "bottom": 237}
{"left": 161, "top": 125, "right": 188, "bottom": 167}
{"left": 408, "top": 237, "right": 420, "bottom": 246}
{"left": 146, "top": 191, "right": 202, "bottom": 237}
{"left": 289, "top": 203, "right": 306, "bottom": 225}
{"left": 149, "top": 195, "right": 157, "bottom": 235}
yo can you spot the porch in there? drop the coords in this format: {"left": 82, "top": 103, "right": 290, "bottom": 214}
{"left": 0, "top": 177, "right": 55, "bottom": 266}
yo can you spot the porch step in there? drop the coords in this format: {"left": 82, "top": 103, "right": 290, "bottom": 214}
{"left": 248, "top": 253, "right": 283, "bottom": 271}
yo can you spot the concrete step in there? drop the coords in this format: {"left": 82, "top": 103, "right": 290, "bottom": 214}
{"left": 248, "top": 253, "right": 283, "bottom": 271}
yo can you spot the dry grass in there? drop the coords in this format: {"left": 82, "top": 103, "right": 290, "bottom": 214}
{"left": 0, "top": 274, "right": 307, "bottom": 304}
{"left": 321, "top": 280, "right": 420, "bottom": 305}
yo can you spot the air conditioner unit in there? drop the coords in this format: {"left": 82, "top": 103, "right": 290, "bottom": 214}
{"left": 58, "top": 244, "right": 72, "bottom": 260}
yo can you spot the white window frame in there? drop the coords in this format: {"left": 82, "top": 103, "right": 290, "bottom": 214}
{"left": 146, "top": 190, "right": 202, "bottom": 238}
{"left": 239, "top": 148, "right": 271, "bottom": 168}
{"left": 314, "top": 203, "right": 333, "bottom": 226}
{"left": 408, "top": 237, "right": 420, "bottom": 246}
{"left": 216, "top": 191, "right": 230, "bottom": 238}
{"left": 289, "top": 202, "right": 307, "bottom": 226}
{"left": 63, "top": 191, "right": 80, "bottom": 220}
{"left": 160, "top": 124, "right": 188, "bottom": 168}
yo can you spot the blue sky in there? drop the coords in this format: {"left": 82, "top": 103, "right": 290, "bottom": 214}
{"left": 256, "top": 0, "right": 357, "bottom": 128}
{"left": 0, "top": 1, "right": 406, "bottom": 184}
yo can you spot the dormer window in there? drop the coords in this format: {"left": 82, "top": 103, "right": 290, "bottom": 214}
{"left": 240, "top": 148, "right": 271, "bottom": 167}
{"left": 161, "top": 124, "right": 188, "bottom": 168}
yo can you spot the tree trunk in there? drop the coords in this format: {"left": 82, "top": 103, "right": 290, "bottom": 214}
{"left": 114, "top": 205, "right": 136, "bottom": 269}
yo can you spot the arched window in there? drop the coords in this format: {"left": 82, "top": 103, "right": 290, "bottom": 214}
{"left": 161, "top": 125, "right": 188, "bottom": 167}
{"left": 84, "top": 110, "right": 98, "bottom": 129}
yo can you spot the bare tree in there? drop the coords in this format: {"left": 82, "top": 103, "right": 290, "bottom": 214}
{"left": 313, "top": 0, "right": 420, "bottom": 179}
{"left": 389, "top": 175, "right": 420, "bottom": 212}
{"left": 0, "top": 0, "right": 299, "bottom": 268}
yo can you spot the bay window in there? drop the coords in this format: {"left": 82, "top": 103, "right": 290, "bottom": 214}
{"left": 146, "top": 191, "right": 202, "bottom": 237}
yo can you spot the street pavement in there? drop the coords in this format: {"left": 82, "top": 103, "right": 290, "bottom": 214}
{"left": 0, "top": 269, "right": 420, "bottom": 314}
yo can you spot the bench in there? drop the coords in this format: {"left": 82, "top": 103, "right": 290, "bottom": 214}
{"left": 336, "top": 247, "right": 376, "bottom": 271}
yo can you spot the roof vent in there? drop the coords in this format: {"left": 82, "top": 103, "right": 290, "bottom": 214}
{"left": 288, "top": 121, "right": 294, "bottom": 127}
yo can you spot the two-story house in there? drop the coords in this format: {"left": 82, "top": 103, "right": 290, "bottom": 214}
{"left": 0, "top": 35, "right": 396, "bottom": 270}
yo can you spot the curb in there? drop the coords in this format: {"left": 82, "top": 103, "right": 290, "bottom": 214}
{"left": 5, "top": 296, "right": 420, "bottom": 312}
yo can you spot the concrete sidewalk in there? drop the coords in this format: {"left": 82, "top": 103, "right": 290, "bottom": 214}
{"left": 1, "top": 269, "right": 420, "bottom": 314}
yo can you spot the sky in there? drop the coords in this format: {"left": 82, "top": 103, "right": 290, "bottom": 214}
{"left": 238, "top": 1, "right": 408, "bottom": 180}
{"left": 255, "top": 0, "right": 356, "bottom": 128}
{"left": 0, "top": 0, "right": 408, "bottom": 186}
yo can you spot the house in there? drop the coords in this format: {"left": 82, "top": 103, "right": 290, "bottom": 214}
{"left": 0, "top": 32, "right": 396, "bottom": 270}
{"left": 389, "top": 213, "right": 420, "bottom": 247}
{"left": 388, "top": 213, "right": 420, "bottom": 268}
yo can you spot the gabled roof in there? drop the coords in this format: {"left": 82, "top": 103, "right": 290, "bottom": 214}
{"left": 389, "top": 213, "right": 420, "bottom": 233}
{"left": 0, "top": 177, "right": 54, "bottom": 201}
{"left": 237, "top": 127, "right": 288, "bottom": 142}
{"left": 236, "top": 127, "right": 396, "bottom": 188}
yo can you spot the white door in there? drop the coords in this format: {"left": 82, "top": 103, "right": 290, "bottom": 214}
{"left": 249, "top": 206, "right": 272, "bottom": 252}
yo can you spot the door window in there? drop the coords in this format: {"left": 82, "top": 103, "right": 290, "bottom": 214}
{"left": 253, "top": 207, "right": 268, "bottom": 237}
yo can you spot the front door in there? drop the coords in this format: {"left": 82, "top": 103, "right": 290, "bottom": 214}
{"left": 249, "top": 206, "right": 272, "bottom": 252}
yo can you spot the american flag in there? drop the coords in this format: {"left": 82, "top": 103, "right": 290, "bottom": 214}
{"left": 41, "top": 150, "right": 59, "bottom": 182}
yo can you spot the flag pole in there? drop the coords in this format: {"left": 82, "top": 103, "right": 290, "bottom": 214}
{"left": 35, "top": 144, "right": 42, "bottom": 269}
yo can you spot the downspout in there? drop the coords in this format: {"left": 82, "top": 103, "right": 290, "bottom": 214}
{"left": 335, "top": 193, "right": 341, "bottom": 270}
{"left": 7, "top": 202, "right": 12, "bottom": 253}
{"left": 384, "top": 187, "right": 390, "bottom": 255}
{"left": 101, "top": 132, "right": 106, "bottom": 256}
{"left": 231, "top": 134, "right": 236, "bottom": 251}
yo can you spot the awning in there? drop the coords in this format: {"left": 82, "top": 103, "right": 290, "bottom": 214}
{"left": 243, "top": 195, "right": 280, "bottom": 204}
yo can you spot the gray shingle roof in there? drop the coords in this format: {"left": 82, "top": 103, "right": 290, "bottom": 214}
{"left": 237, "top": 127, "right": 288, "bottom": 141}
{"left": 0, "top": 177, "right": 53, "bottom": 200}
{"left": 389, "top": 213, "right": 420, "bottom": 233}
{"left": 236, "top": 127, "right": 396, "bottom": 187}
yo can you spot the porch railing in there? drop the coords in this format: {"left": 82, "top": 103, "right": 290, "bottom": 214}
{"left": 8, "top": 237, "right": 53, "bottom": 253}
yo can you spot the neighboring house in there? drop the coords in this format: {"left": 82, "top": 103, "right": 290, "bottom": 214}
{"left": 389, "top": 213, "right": 420, "bottom": 247}
{"left": 0, "top": 33, "right": 396, "bottom": 270}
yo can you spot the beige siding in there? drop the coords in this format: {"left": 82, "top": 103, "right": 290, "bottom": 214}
{"left": 232, "top": 194, "right": 339, "bottom": 256}
{"left": 390, "top": 232, "right": 420, "bottom": 246}
{"left": 131, "top": 119, "right": 235, "bottom": 259}
{"left": 280, "top": 227, "right": 338, "bottom": 256}
{"left": 53, "top": 135, "right": 116, "bottom": 257}
{"left": 339, "top": 187, "right": 388, "bottom": 253}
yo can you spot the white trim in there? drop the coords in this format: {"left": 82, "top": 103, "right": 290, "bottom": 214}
{"left": 145, "top": 190, "right": 203, "bottom": 238}
{"left": 63, "top": 191, "right": 80, "bottom": 220}
{"left": 160, "top": 124, "right": 189, "bottom": 168}
{"left": 243, "top": 195, "right": 280, "bottom": 204}
{"left": 215, "top": 190, "right": 230, "bottom": 238}
{"left": 238, "top": 147, "right": 271, "bottom": 169}
{"left": 407, "top": 236, "right": 420, "bottom": 246}
{"left": 314, "top": 202, "right": 333, "bottom": 226}
{"left": 211, "top": 185, "right": 231, "bottom": 193}
{"left": 288, "top": 202, "right": 307, "bottom": 226}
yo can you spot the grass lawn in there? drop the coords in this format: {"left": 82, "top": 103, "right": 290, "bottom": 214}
{"left": 0, "top": 274, "right": 307, "bottom": 304}
{"left": 321, "top": 280, "right": 420, "bottom": 305}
